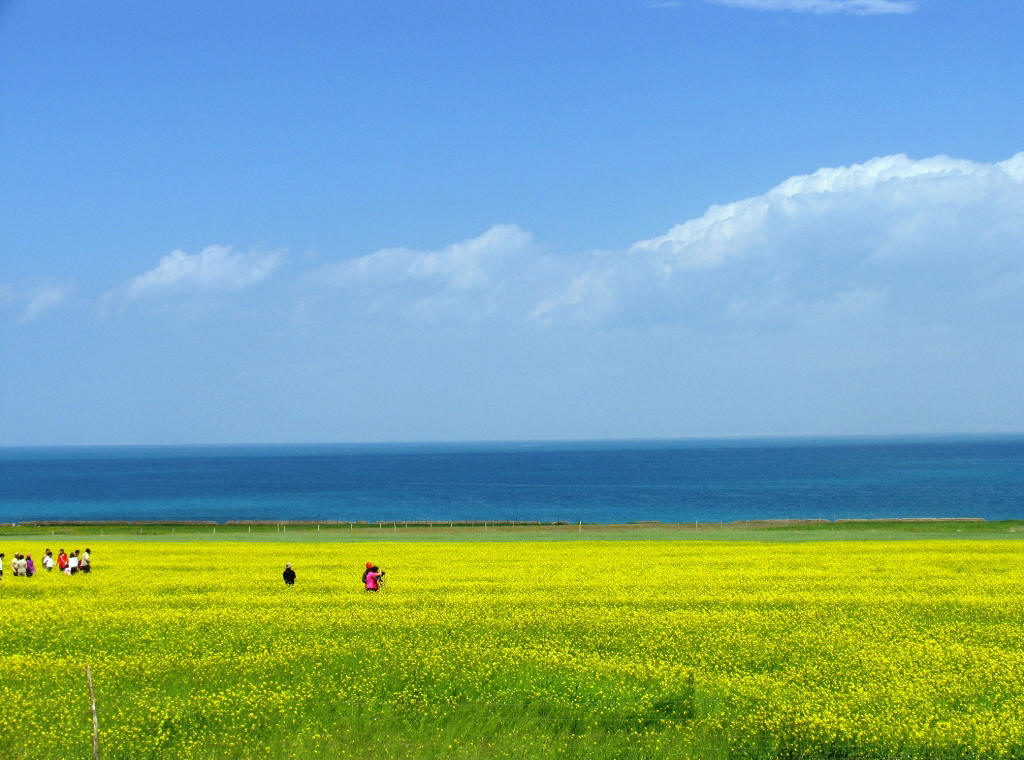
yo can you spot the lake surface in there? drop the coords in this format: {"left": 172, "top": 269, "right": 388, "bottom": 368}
{"left": 1, "top": 437, "right": 1022, "bottom": 524}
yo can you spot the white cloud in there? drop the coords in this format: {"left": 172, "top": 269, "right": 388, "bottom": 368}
{"left": 0, "top": 281, "right": 73, "bottom": 322}
{"left": 703, "top": 0, "right": 916, "bottom": 13}
{"left": 535, "top": 152, "right": 1024, "bottom": 327}
{"left": 311, "top": 224, "right": 538, "bottom": 322}
{"left": 124, "top": 245, "right": 285, "bottom": 300}
{"left": 529, "top": 269, "right": 617, "bottom": 326}
{"left": 302, "top": 152, "right": 1024, "bottom": 332}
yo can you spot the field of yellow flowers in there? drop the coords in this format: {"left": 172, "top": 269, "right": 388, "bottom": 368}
{"left": 1, "top": 538, "right": 1023, "bottom": 759}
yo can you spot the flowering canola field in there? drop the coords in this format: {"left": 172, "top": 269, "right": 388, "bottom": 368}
{"left": 1, "top": 539, "right": 1023, "bottom": 759}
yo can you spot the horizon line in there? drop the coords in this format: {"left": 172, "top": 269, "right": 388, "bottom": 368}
{"left": 3, "top": 430, "right": 1024, "bottom": 451}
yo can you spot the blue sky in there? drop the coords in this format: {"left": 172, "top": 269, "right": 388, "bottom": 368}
{"left": 2, "top": 0, "right": 1023, "bottom": 445}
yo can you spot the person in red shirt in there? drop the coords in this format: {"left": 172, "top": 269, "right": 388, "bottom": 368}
{"left": 57, "top": 549, "right": 68, "bottom": 572}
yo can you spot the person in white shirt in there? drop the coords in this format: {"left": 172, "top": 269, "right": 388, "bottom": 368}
{"left": 42, "top": 550, "right": 54, "bottom": 572}
{"left": 69, "top": 552, "right": 79, "bottom": 575}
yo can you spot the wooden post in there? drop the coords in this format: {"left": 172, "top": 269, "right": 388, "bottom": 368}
{"left": 86, "top": 666, "right": 99, "bottom": 760}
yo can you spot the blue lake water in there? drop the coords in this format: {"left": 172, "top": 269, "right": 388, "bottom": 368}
{"left": 1, "top": 437, "right": 1022, "bottom": 524}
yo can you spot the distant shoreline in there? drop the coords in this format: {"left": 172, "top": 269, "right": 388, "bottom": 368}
{"left": 4, "top": 517, "right": 1021, "bottom": 543}
{"left": 3, "top": 516, "right": 990, "bottom": 527}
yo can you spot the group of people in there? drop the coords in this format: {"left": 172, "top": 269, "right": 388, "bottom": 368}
{"left": 0, "top": 548, "right": 91, "bottom": 578}
{"left": 281, "top": 561, "right": 384, "bottom": 591}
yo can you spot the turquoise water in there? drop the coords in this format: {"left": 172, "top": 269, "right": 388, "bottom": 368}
{"left": 1, "top": 437, "right": 1022, "bottom": 524}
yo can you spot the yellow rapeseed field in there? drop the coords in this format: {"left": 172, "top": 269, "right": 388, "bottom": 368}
{"left": 1, "top": 539, "right": 1023, "bottom": 759}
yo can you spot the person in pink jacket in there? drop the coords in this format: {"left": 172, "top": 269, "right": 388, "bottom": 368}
{"left": 362, "top": 562, "right": 384, "bottom": 592}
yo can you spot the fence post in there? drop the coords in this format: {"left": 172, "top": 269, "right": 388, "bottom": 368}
{"left": 86, "top": 666, "right": 99, "bottom": 760}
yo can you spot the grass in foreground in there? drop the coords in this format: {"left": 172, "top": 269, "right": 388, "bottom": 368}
{"left": 1, "top": 539, "right": 1023, "bottom": 759}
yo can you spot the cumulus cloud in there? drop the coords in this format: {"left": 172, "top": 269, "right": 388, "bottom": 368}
{"left": 310, "top": 224, "right": 540, "bottom": 322}
{"left": 702, "top": 0, "right": 916, "bottom": 13}
{"left": 124, "top": 245, "right": 284, "bottom": 300}
{"left": 529, "top": 269, "right": 617, "bottom": 326}
{"left": 0, "top": 281, "right": 73, "bottom": 322}
{"left": 534, "top": 152, "right": 1024, "bottom": 327}
{"left": 303, "top": 152, "right": 1024, "bottom": 332}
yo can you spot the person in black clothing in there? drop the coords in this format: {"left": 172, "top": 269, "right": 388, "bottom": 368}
{"left": 283, "top": 563, "right": 296, "bottom": 585}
